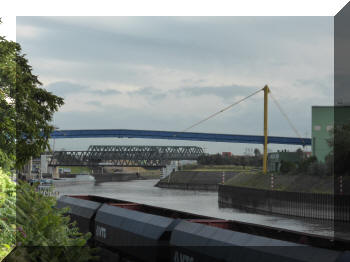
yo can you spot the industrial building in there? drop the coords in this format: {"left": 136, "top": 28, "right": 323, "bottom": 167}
{"left": 312, "top": 106, "right": 350, "bottom": 162}
{"left": 267, "top": 150, "right": 304, "bottom": 172}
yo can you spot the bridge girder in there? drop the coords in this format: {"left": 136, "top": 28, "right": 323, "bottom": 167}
{"left": 50, "top": 129, "right": 311, "bottom": 146}
{"left": 49, "top": 145, "right": 204, "bottom": 167}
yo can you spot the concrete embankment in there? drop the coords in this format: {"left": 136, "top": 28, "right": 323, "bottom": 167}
{"left": 155, "top": 171, "right": 237, "bottom": 191}
{"left": 218, "top": 185, "right": 350, "bottom": 221}
{"left": 223, "top": 173, "right": 338, "bottom": 194}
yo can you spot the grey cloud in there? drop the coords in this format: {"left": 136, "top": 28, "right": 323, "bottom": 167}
{"left": 44, "top": 81, "right": 121, "bottom": 97}
{"left": 90, "top": 89, "right": 121, "bottom": 96}
{"left": 16, "top": 16, "right": 332, "bottom": 153}
{"left": 86, "top": 100, "right": 102, "bottom": 107}
{"left": 175, "top": 85, "right": 259, "bottom": 100}
{"left": 17, "top": 16, "right": 332, "bottom": 74}
{"left": 127, "top": 84, "right": 259, "bottom": 102}
{"left": 44, "top": 81, "right": 87, "bottom": 97}
{"left": 53, "top": 103, "right": 182, "bottom": 130}
{"left": 128, "top": 87, "right": 166, "bottom": 100}
{"left": 293, "top": 77, "right": 333, "bottom": 97}
{"left": 181, "top": 78, "right": 205, "bottom": 84}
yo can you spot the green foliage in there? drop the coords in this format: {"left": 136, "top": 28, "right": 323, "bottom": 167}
{"left": 1, "top": 169, "right": 98, "bottom": 261}
{"left": 279, "top": 160, "right": 296, "bottom": 174}
{"left": 328, "top": 123, "right": 350, "bottom": 176}
{"left": 0, "top": 21, "right": 64, "bottom": 169}
{"left": 280, "top": 156, "right": 332, "bottom": 177}
{"left": 198, "top": 153, "right": 262, "bottom": 167}
{"left": 306, "top": 162, "right": 328, "bottom": 177}
{"left": 6, "top": 181, "right": 98, "bottom": 261}
{"left": 0, "top": 149, "right": 14, "bottom": 172}
{"left": 297, "top": 156, "right": 317, "bottom": 173}
{"left": 0, "top": 168, "right": 16, "bottom": 261}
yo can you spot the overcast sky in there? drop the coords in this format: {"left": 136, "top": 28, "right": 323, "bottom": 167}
{"left": 16, "top": 16, "right": 333, "bottom": 154}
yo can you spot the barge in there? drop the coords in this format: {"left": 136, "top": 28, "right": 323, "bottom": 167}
{"left": 57, "top": 195, "right": 350, "bottom": 262}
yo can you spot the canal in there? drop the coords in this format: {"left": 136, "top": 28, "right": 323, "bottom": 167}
{"left": 57, "top": 179, "right": 346, "bottom": 238}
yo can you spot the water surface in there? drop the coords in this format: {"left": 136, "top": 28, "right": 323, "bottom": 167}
{"left": 57, "top": 179, "right": 349, "bottom": 238}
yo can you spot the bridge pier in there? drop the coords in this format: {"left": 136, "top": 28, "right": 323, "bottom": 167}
{"left": 52, "top": 166, "right": 60, "bottom": 179}
{"left": 160, "top": 161, "right": 179, "bottom": 179}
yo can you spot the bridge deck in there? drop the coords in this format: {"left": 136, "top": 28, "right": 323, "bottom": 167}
{"left": 51, "top": 129, "right": 311, "bottom": 146}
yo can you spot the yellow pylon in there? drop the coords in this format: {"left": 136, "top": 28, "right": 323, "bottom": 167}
{"left": 263, "top": 85, "right": 269, "bottom": 174}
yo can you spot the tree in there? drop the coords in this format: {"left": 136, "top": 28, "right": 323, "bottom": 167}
{"left": 327, "top": 123, "right": 350, "bottom": 176}
{"left": 280, "top": 160, "right": 296, "bottom": 174}
{"left": 0, "top": 19, "right": 96, "bottom": 261}
{"left": 297, "top": 156, "right": 317, "bottom": 173}
{"left": 0, "top": 19, "right": 64, "bottom": 169}
{"left": 295, "top": 148, "right": 304, "bottom": 159}
{"left": 254, "top": 148, "right": 261, "bottom": 157}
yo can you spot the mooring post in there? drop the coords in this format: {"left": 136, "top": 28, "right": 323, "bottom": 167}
{"left": 270, "top": 173, "right": 274, "bottom": 190}
{"left": 339, "top": 175, "right": 343, "bottom": 194}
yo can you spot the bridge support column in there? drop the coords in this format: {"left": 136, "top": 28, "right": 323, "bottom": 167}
{"left": 160, "top": 161, "right": 178, "bottom": 179}
{"left": 52, "top": 166, "right": 60, "bottom": 179}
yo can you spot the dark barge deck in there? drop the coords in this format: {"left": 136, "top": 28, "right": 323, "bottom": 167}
{"left": 57, "top": 195, "right": 350, "bottom": 262}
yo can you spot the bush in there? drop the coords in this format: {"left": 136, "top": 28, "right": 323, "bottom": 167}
{"left": 1, "top": 170, "right": 98, "bottom": 261}
{"left": 5, "top": 181, "right": 99, "bottom": 262}
{"left": 297, "top": 156, "right": 317, "bottom": 172}
{"left": 280, "top": 161, "right": 296, "bottom": 174}
{"left": 198, "top": 153, "right": 262, "bottom": 167}
{"left": 306, "top": 162, "right": 329, "bottom": 177}
{"left": 0, "top": 168, "right": 16, "bottom": 261}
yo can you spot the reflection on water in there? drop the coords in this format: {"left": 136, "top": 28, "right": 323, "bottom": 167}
{"left": 57, "top": 179, "right": 348, "bottom": 238}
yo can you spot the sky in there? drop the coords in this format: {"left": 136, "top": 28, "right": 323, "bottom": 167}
{"left": 15, "top": 16, "right": 334, "bottom": 154}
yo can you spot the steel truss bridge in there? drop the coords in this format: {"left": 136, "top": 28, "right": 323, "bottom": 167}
{"left": 49, "top": 145, "right": 204, "bottom": 167}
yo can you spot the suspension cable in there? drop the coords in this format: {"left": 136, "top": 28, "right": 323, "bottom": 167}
{"left": 181, "top": 88, "right": 263, "bottom": 132}
{"left": 269, "top": 90, "right": 305, "bottom": 146}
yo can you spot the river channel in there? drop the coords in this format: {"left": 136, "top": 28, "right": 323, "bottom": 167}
{"left": 57, "top": 179, "right": 348, "bottom": 239}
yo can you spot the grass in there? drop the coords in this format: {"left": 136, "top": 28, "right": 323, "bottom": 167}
{"left": 166, "top": 164, "right": 336, "bottom": 194}
{"left": 59, "top": 166, "right": 91, "bottom": 174}
{"left": 182, "top": 165, "right": 261, "bottom": 173}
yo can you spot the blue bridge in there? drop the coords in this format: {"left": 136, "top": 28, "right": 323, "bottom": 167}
{"left": 51, "top": 129, "right": 311, "bottom": 146}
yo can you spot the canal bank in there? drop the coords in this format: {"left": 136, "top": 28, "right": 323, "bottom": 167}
{"left": 218, "top": 185, "right": 350, "bottom": 222}
{"left": 155, "top": 170, "right": 350, "bottom": 222}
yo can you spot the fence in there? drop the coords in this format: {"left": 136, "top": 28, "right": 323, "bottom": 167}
{"left": 36, "top": 186, "right": 60, "bottom": 198}
{"left": 218, "top": 185, "right": 350, "bottom": 222}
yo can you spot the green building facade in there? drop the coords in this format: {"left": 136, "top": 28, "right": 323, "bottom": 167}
{"left": 268, "top": 151, "right": 303, "bottom": 172}
{"left": 312, "top": 106, "right": 350, "bottom": 162}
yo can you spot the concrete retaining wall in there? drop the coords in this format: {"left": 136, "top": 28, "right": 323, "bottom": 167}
{"left": 156, "top": 182, "right": 218, "bottom": 191}
{"left": 155, "top": 171, "right": 238, "bottom": 191}
{"left": 218, "top": 185, "right": 350, "bottom": 222}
